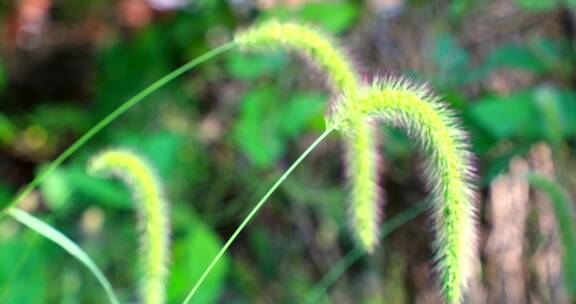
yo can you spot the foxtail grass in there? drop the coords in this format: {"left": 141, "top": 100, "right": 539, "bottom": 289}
{"left": 1, "top": 21, "right": 478, "bottom": 304}
{"left": 89, "top": 149, "right": 170, "bottom": 304}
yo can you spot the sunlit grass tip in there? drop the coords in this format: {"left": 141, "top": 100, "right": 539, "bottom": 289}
{"left": 236, "top": 20, "right": 383, "bottom": 252}
{"left": 88, "top": 149, "right": 170, "bottom": 304}
{"left": 330, "top": 77, "right": 478, "bottom": 303}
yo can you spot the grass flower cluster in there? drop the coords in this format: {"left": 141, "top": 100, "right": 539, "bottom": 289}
{"left": 89, "top": 149, "right": 170, "bottom": 304}
{"left": 236, "top": 21, "right": 383, "bottom": 251}
{"left": 2, "top": 20, "right": 479, "bottom": 304}
{"left": 237, "top": 22, "right": 477, "bottom": 303}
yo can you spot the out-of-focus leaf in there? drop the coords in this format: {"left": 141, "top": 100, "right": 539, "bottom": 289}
{"left": 40, "top": 166, "right": 72, "bottom": 209}
{"left": 8, "top": 208, "right": 119, "bottom": 304}
{"left": 68, "top": 167, "right": 133, "bottom": 209}
{"left": 233, "top": 88, "right": 324, "bottom": 168}
{"left": 534, "top": 86, "right": 563, "bottom": 143}
{"left": 0, "top": 112, "right": 16, "bottom": 144}
{"left": 39, "top": 165, "right": 133, "bottom": 210}
{"left": 469, "top": 91, "right": 539, "bottom": 139}
{"left": 116, "top": 131, "right": 183, "bottom": 178}
{"left": 483, "top": 39, "right": 572, "bottom": 76}
{"left": 279, "top": 93, "right": 324, "bottom": 137}
{"left": 31, "top": 104, "right": 92, "bottom": 135}
{"left": 262, "top": 2, "right": 360, "bottom": 33}
{"left": 514, "top": 0, "right": 557, "bottom": 11}
{"left": 429, "top": 33, "right": 477, "bottom": 87}
{"left": 0, "top": 235, "right": 47, "bottom": 303}
{"left": 484, "top": 44, "right": 547, "bottom": 73}
{"left": 431, "top": 33, "right": 469, "bottom": 71}
{"left": 226, "top": 52, "right": 288, "bottom": 80}
{"left": 168, "top": 207, "right": 228, "bottom": 304}
{"left": 234, "top": 88, "right": 284, "bottom": 167}
{"left": 0, "top": 183, "right": 13, "bottom": 211}
{"left": 468, "top": 87, "right": 576, "bottom": 140}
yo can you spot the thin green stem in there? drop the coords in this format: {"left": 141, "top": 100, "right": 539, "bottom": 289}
{"left": 1, "top": 41, "right": 237, "bottom": 215}
{"left": 181, "top": 127, "right": 335, "bottom": 304}
{"left": 303, "top": 201, "right": 428, "bottom": 304}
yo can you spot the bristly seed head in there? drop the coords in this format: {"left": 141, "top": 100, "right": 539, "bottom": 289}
{"left": 89, "top": 149, "right": 170, "bottom": 304}
{"left": 334, "top": 79, "right": 478, "bottom": 303}
{"left": 236, "top": 21, "right": 478, "bottom": 303}
{"left": 235, "top": 21, "right": 384, "bottom": 253}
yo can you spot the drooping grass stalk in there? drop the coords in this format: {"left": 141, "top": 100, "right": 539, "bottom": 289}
{"left": 303, "top": 201, "right": 428, "bottom": 304}
{"left": 1, "top": 41, "right": 236, "bottom": 216}
{"left": 89, "top": 149, "right": 170, "bottom": 304}
{"left": 236, "top": 21, "right": 382, "bottom": 251}
{"left": 527, "top": 174, "right": 576, "bottom": 299}
{"left": 6, "top": 207, "right": 120, "bottom": 304}
{"left": 184, "top": 24, "right": 477, "bottom": 304}
{"left": 181, "top": 127, "right": 335, "bottom": 304}
{"left": 329, "top": 79, "right": 477, "bottom": 303}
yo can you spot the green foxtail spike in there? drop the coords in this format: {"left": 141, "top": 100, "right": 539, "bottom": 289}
{"left": 329, "top": 79, "right": 477, "bottom": 303}
{"left": 89, "top": 149, "right": 170, "bottom": 304}
{"left": 236, "top": 21, "right": 382, "bottom": 250}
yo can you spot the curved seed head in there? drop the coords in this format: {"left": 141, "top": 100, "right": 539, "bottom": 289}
{"left": 89, "top": 149, "right": 170, "bottom": 304}
{"left": 334, "top": 78, "right": 478, "bottom": 303}
{"left": 236, "top": 21, "right": 383, "bottom": 253}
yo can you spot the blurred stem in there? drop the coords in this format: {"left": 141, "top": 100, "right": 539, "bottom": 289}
{"left": 303, "top": 201, "right": 429, "bottom": 304}
{"left": 182, "top": 127, "right": 335, "bottom": 304}
{"left": 0, "top": 41, "right": 237, "bottom": 215}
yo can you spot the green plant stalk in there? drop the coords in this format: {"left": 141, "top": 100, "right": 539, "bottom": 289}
{"left": 1, "top": 41, "right": 237, "bottom": 215}
{"left": 236, "top": 21, "right": 382, "bottom": 251}
{"left": 303, "top": 201, "right": 428, "bottom": 304}
{"left": 7, "top": 207, "right": 120, "bottom": 304}
{"left": 89, "top": 150, "right": 170, "bottom": 304}
{"left": 527, "top": 174, "right": 576, "bottom": 299}
{"left": 182, "top": 127, "right": 335, "bottom": 304}
{"left": 330, "top": 80, "right": 477, "bottom": 303}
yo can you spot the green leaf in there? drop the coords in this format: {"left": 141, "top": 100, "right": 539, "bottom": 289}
{"left": 514, "top": 0, "right": 557, "bottom": 11}
{"left": 7, "top": 208, "right": 120, "bottom": 304}
{"left": 31, "top": 104, "right": 93, "bottom": 135}
{"left": 40, "top": 166, "right": 73, "bottom": 209}
{"left": 279, "top": 93, "right": 325, "bottom": 137}
{"left": 431, "top": 33, "right": 469, "bottom": 72}
{"left": 116, "top": 131, "right": 183, "bottom": 178}
{"left": 168, "top": 208, "right": 228, "bottom": 303}
{"left": 469, "top": 91, "right": 539, "bottom": 139}
{"left": 233, "top": 88, "right": 325, "bottom": 168}
{"left": 468, "top": 87, "right": 576, "bottom": 140}
{"left": 226, "top": 52, "right": 288, "bottom": 80}
{"left": 0, "top": 235, "right": 47, "bottom": 304}
{"left": 483, "top": 38, "right": 571, "bottom": 76}
{"left": 484, "top": 43, "right": 547, "bottom": 73}
{"left": 39, "top": 165, "right": 133, "bottom": 210}
{"left": 68, "top": 167, "right": 133, "bottom": 209}
{"left": 0, "top": 112, "right": 16, "bottom": 145}
{"left": 233, "top": 88, "right": 284, "bottom": 168}
{"left": 262, "top": 2, "right": 360, "bottom": 33}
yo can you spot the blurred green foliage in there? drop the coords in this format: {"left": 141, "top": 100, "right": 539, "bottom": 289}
{"left": 1, "top": 0, "right": 576, "bottom": 303}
